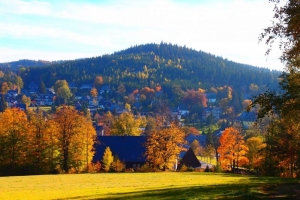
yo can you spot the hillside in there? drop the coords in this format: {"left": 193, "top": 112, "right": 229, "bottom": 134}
{"left": 0, "top": 59, "right": 58, "bottom": 70}
{"left": 17, "top": 43, "right": 280, "bottom": 94}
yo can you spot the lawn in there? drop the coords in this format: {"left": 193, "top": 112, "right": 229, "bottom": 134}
{"left": 0, "top": 172, "right": 299, "bottom": 200}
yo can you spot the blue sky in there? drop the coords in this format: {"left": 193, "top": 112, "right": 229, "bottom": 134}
{"left": 0, "top": 0, "right": 285, "bottom": 71}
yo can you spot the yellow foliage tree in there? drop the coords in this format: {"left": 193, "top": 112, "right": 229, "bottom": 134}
{"left": 110, "top": 112, "right": 144, "bottom": 136}
{"left": 145, "top": 122, "right": 186, "bottom": 171}
{"left": 0, "top": 108, "right": 29, "bottom": 167}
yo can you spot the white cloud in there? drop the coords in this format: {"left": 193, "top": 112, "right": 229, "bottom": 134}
{"left": 0, "top": 0, "right": 285, "bottom": 70}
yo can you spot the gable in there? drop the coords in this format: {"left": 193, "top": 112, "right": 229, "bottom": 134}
{"left": 180, "top": 148, "right": 201, "bottom": 168}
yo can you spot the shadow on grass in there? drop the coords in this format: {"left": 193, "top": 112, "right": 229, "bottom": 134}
{"left": 64, "top": 182, "right": 300, "bottom": 200}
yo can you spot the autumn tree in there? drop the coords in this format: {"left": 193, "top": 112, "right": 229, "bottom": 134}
{"left": 111, "top": 155, "right": 125, "bottom": 172}
{"left": 93, "top": 76, "right": 104, "bottom": 90}
{"left": 102, "top": 147, "right": 113, "bottom": 172}
{"left": 90, "top": 87, "right": 98, "bottom": 106}
{"left": 1, "top": 82, "right": 9, "bottom": 94}
{"left": 26, "top": 109, "right": 56, "bottom": 173}
{"left": 246, "top": 136, "right": 265, "bottom": 170}
{"left": 218, "top": 127, "right": 248, "bottom": 172}
{"left": 21, "top": 95, "right": 31, "bottom": 108}
{"left": 50, "top": 106, "right": 95, "bottom": 173}
{"left": 249, "top": 0, "right": 300, "bottom": 177}
{"left": 0, "top": 108, "right": 29, "bottom": 174}
{"left": 110, "top": 112, "right": 145, "bottom": 136}
{"left": 145, "top": 122, "right": 186, "bottom": 171}
{"left": 14, "top": 75, "right": 23, "bottom": 94}
{"left": 183, "top": 89, "right": 207, "bottom": 108}
{"left": 54, "top": 80, "right": 72, "bottom": 105}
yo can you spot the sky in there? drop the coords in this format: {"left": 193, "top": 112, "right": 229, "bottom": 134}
{"left": 0, "top": 0, "right": 286, "bottom": 71}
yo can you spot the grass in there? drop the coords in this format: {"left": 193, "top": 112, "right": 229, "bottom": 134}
{"left": 0, "top": 172, "right": 299, "bottom": 200}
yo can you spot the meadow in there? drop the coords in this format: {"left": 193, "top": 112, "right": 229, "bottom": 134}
{"left": 0, "top": 172, "right": 299, "bottom": 200}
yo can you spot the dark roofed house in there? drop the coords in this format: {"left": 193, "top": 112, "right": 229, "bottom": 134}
{"left": 93, "top": 136, "right": 147, "bottom": 169}
{"left": 179, "top": 148, "right": 201, "bottom": 169}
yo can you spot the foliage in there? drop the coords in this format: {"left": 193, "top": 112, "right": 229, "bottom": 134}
{"left": 19, "top": 43, "right": 280, "bottom": 101}
{"left": 250, "top": 0, "right": 300, "bottom": 177}
{"left": 111, "top": 155, "right": 125, "bottom": 172}
{"left": 102, "top": 147, "right": 114, "bottom": 172}
{"left": 145, "top": 121, "right": 186, "bottom": 171}
{"left": 50, "top": 106, "right": 96, "bottom": 173}
{"left": 218, "top": 127, "right": 249, "bottom": 171}
{"left": 110, "top": 112, "right": 145, "bottom": 136}
{"left": 183, "top": 89, "right": 207, "bottom": 108}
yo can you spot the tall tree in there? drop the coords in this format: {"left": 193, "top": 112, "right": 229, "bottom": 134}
{"left": 145, "top": 122, "right": 186, "bottom": 171}
{"left": 250, "top": 0, "right": 300, "bottom": 177}
{"left": 51, "top": 106, "right": 95, "bottom": 173}
{"left": 0, "top": 108, "right": 29, "bottom": 170}
{"left": 218, "top": 127, "right": 248, "bottom": 172}
{"left": 39, "top": 80, "right": 46, "bottom": 94}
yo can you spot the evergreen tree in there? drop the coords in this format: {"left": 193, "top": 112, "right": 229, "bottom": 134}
{"left": 0, "top": 94, "right": 7, "bottom": 112}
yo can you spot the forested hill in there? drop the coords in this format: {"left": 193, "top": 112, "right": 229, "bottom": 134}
{"left": 19, "top": 43, "right": 281, "bottom": 93}
{"left": 0, "top": 59, "right": 57, "bottom": 70}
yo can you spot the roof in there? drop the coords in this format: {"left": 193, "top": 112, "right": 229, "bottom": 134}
{"left": 186, "top": 134, "right": 207, "bottom": 147}
{"left": 239, "top": 111, "right": 256, "bottom": 122}
{"left": 179, "top": 148, "right": 201, "bottom": 168}
{"left": 93, "top": 136, "right": 147, "bottom": 163}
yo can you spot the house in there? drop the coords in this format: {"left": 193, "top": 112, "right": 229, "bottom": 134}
{"left": 177, "top": 104, "right": 190, "bottom": 115}
{"left": 100, "top": 85, "right": 111, "bottom": 94}
{"left": 93, "top": 136, "right": 147, "bottom": 169}
{"left": 236, "top": 111, "right": 257, "bottom": 129}
{"left": 206, "top": 93, "right": 217, "bottom": 103}
{"left": 80, "top": 84, "right": 92, "bottom": 90}
{"left": 179, "top": 148, "right": 201, "bottom": 169}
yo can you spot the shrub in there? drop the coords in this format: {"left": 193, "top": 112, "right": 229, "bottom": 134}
{"left": 205, "top": 165, "right": 211, "bottom": 172}
{"left": 179, "top": 164, "right": 188, "bottom": 172}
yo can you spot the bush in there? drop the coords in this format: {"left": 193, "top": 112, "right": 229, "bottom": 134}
{"left": 179, "top": 164, "right": 188, "bottom": 172}
{"left": 205, "top": 165, "right": 211, "bottom": 172}
{"left": 214, "top": 163, "right": 222, "bottom": 173}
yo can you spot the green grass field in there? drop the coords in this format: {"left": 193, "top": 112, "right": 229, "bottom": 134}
{"left": 0, "top": 173, "right": 299, "bottom": 200}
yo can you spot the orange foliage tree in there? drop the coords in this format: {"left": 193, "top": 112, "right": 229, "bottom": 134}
{"left": 50, "top": 106, "right": 96, "bottom": 173}
{"left": 0, "top": 108, "right": 29, "bottom": 170}
{"left": 145, "top": 121, "right": 186, "bottom": 171}
{"left": 183, "top": 89, "right": 207, "bottom": 108}
{"left": 218, "top": 127, "right": 248, "bottom": 172}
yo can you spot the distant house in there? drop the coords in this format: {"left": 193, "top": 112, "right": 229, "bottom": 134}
{"left": 179, "top": 148, "right": 201, "bottom": 169}
{"left": 206, "top": 93, "right": 217, "bottom": 103}
{"left": 177, "top": 104, "right": 190, "bottom": 115}
{"left": 93, "top": 136, "right": 147, "bottom": 169}
{"left": 80, "top": 84, "right": 92, "bottom": 90}
{"left": 235, "top": 111, "right": 257, "bottom": 129}
{"left": 100, "top": 85, "right": 111, "bottom": 94}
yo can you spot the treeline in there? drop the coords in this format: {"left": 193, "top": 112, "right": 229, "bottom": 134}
{"left": 17, "top": 43, "right": 281, "bottom": 97}
{"left": 0, "top": 107, "right": 95, "bottom": 176}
